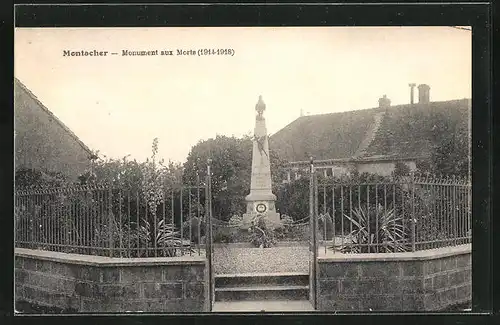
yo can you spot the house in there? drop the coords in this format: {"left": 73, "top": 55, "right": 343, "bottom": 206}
{"left": 14, "top": 78, "right": 95, "bottom": 180}
{"left": 270, "top": 84, "right": 471, "bottom": 180}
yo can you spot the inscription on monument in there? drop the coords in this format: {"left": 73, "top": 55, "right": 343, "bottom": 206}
{"left": 254, "top": 174, "right": 270, "bottom": 188}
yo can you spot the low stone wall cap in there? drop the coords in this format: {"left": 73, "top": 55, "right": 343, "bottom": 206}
{"left": 15, "top": 248, "right": 206, "bottom": 266}
{"left": 318, "top": 244, "right": 471, "bottom": 263}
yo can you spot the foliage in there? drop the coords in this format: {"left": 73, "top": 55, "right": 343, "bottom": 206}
{"left": 15, "top": 139, "right": 195, "bottom": 257}
{"left": 248, "top": 215, "right": 277, "bottom": 248}
{"left": 392, "top": 162, "right": 411, "bottom": 177}
{"left": 273, "top": 215, "right": 309, "bottom": 242}
{"left": 93, "top": 216, "right": 187, "bottom": 257}
{"left": 182, "top": 216, "right": 205, "bottom": 243}
{"left": 428, "top": 110, "right": 470, "bottom": 177}
{"left": 337, "top": 204, "right": 409, "bottom": 253}
{"left": 275, "top": 177, "right": 310, "bottom": 221}
{"left": 228, "top": 215, "right": 243, "bottom": 228}
{"left": 318, "top": 212, "right": 334, "bottom": 240}
{"left": 212, "top": 227, "right": 238, "bottom": 244}
{"left": 276, "top": 172, "right": 393, "bottom": 226}
{"left": 15, "top": 168, "right": 72, "bottom": 190}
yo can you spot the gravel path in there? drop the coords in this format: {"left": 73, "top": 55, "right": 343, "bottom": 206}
{"left": 213, "top": 245, "right": 310, "bottom": 274}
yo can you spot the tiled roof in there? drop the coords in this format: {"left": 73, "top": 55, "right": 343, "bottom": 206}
{"left": 270, "top": 99, "right": 471, "bottom": 163}
{"left": 270, "top": 108, "right": 379, "bottom": 161}
{"left": 362, "top": 99, "right": 470, "bottom": 160}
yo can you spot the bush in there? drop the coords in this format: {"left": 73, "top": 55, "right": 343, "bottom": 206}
{"left": 337, "top": 204, "right": 409, "bottom": 253}
{"left": 212, "top": 227, "right": 236, "bottom": 243}
{"left": 15, "top": 168, "right": 71, "bottom": 189}
{"left": 248, "top": 215, "right": 277, "bottom": 248}
{"left": 393, "top": 162, "right": 411, "bottom": 177}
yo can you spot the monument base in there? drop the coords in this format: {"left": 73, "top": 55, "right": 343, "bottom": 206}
{"left": 242, "top": 212, "right": 282, "bottom": 229}
{"left": 242, "top": 196, "right": 282, "bottom": 229}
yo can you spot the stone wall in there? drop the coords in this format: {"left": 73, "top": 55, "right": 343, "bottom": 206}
{"left": 15, "top": 248, "right": 208, "bottom": 313}
{"left": 317, "top": 244, "right": 471, "bottom": 311}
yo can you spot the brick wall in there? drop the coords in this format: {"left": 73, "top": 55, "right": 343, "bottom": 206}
{"left": 15, "top": 248, "right": 208, "bottom": 313}
{"left": 317, "top": 244, "right": 471, "bottom": 311}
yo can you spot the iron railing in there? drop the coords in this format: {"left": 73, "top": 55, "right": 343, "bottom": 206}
{"left": 15, "top": 181, "right": 209, "bottom": 258}
{"left": 312, "top": 170, "right": 472, "bottom": 253}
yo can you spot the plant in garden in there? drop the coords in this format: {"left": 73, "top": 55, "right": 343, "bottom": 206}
{"left": 318, "top": 212, "right": 334, "bottom": 240}
{"left": 228, "top": 214, "right": 243, "bottom": 228}
{"left": 275, "top": 177, "right": 310, "bottom": 222}
{"left": 273, "top": 214, "right": 294, "bottom": 240}
{"left": 113, "top": 218, "right": 187, "bottom": 257}
{"left": 182, "top": 216, "right": 205, "bottom": 244}
{"left": 15, "top": 168, "right": 71, "bottom": 189}
{"left": 336, "top": 204, "right": 409, "bottom": 253}
{"left": 392, "top": 162, "right": 411, "bottom": 177}
{"left": 248, "top": 215, "right": 276, "bottom": 248}
{"left": 77, "top": 139, "right": 187, "bottom": 257}
{"left": 92, "top": 211, "right": 124, "bottom": 255}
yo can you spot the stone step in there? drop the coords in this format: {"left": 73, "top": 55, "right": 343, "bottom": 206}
{"left": 212, "top": 299, "right": 314, "bottom": 312}
{"left": 215, "top": 285, "right": 309, "bottom": 301}
{"left": 215, "top": 272, "right": 309, "bottom": 288}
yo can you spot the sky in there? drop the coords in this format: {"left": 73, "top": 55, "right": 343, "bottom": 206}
{"left": 14, "top": 27, "right": 471, "bottom": 164}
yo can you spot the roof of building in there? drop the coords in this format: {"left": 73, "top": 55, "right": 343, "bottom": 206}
{"left": 14, "top": 78, "right": 94, "bottom": 157}
{"left": 270, "top": 98, "right": 471, "bottom": 163}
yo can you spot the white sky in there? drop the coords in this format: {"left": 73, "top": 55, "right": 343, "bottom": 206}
{"left": 14, "top": 27, "right": 471, "bottom": 164}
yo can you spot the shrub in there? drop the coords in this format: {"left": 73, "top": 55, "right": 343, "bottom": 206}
{"left": 336, "top": 204, "right": 409, "bottom": 253}
{"left": 318, "top": 212, "right": 334, "bottom": 240}
{"left": 212, "top": 227, "right": 236, "bottom": 243}
{"left": 228, "top": 215, "right": 243, "bottom": 228}
{"left": 182, "top": 216, "right": 205, "bottom": 243}
{"left": 248, "top": 215, "right": 276, "bottom": 248}
{"left": 393, "top": 162, "right": 411, "bottom": 177}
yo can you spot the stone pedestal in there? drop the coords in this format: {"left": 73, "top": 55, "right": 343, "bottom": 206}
{"left": 243, "top": 96, "right": 282, "bottom": 229}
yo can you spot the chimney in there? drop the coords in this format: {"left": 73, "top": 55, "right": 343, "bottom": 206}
{"left": 409, "top": 83, "right": 416, "bottom": 104}
{"left": 418, "top": 84, "right": 430, "bottom": 104}
{"left": 378, "top": 95, "right": 391, "bottom": 108}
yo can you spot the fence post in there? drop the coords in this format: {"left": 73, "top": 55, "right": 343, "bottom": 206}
{"left": 309, "top": 157, "right": 315, "bottom": 252}
{"left": 206, "top": 158, "right": 214, "bottom": 309}
{"left": 452, "top": 177, "right": 458, "bottom": 246}
{"left": 410, "top": 173, "right": 416, "bottom": 252}
{"left": 30, "top": 197, "right": 35, "bottom": 249}
{"left": 64, "top": 193, "right": 69, "bottom": 250}
{"left": 108, "top": 188, "right": 114, "bottom": 257}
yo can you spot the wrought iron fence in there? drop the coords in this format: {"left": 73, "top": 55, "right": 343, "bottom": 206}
{"left": 15, "top": 181, "right": 209, "bottom": 258}
{"left": 313, "top": 171, "right": 471, "bottom": 253}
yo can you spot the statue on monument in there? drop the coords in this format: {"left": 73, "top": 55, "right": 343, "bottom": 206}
{"left": 241, "top": 95, "right": 282, "bottom": 229}
{"left": 256, "top": 95, "right": 266, "bottom": 118}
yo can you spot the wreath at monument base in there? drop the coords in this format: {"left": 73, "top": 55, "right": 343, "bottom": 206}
{"left": 248, "top": 214, "right": 277, "bottom": 248}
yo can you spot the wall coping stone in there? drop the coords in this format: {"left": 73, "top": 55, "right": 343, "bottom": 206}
{"left": 318, "top": 244, "right": 471, "bottom": 263}
{"left": 15, "top": 248, "right": 206, "bottom": 267}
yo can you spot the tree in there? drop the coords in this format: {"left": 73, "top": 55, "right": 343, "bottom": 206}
{"left": 429, "top": 113, "right": 469, "bottom": 177}
{"left": 393, "top": 161, "right": 411, "bottom": 177}
{"left": 15, "top": 168, "right": 71, "bottom": 189}
{"left": 275, "top": 177, "right": 309, "bottom": 221}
